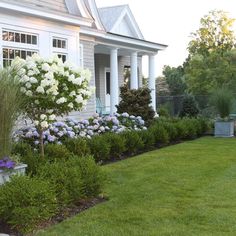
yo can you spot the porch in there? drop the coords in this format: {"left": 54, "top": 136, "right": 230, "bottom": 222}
{"left": 94, "top": 44, "right": 158, "bottom": 115}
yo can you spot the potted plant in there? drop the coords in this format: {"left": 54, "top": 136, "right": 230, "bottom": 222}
{"left": 0, "top": 156, "right": 27, "bottom": 185}
{"left": 0, "top": 67, "right": 27, "bottom": 184}
{"left": 211, "top": 88, "right": 234, "bottom": 137}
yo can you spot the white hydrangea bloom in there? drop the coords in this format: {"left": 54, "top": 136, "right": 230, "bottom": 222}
{"left": 42, "top": 63, "right": 51, "bottom": 72}
{"left": 68, "top": 102, "right": 74, "bottom": 108}
{"left": 25, "top": 90, "right": 33, "bottom": 97}
{"left": 29, "top": 77, "right": 38, "bottom": 84}
{"left": 49, "top": 114, "right": 56, "bottom": 120}
{"left": 20, "top": 87, "right": 27, "bottom": 93}
{"left": 40, "top": 114, "right": 47, "bottom": 120}
{"left": 75, "top": 95, "right": 83, "bottom": 104}
{"left": 27, "top": 70, "right": 35, "bottom": 76}
{"left": 56, "top": 97, "right": 67, "bottom": 104}
{"left": 25, "top": 82, "right": 32, "bottom": 89}
{"left": 36, "top": 86, "right": 45, "bottom": 94}
{"left": 41, "top": 121, "right": 49, "bottom": 129}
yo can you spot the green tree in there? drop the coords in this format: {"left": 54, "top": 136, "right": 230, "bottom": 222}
{"left": 185, "top": 10, "right": 236, "bottom": 94}
{"left": 162, "top": 65, "right": 187, "bottom": 95}
{"left": 185, "top": 49, "right": 236, "bottom": 94}
{"left": 188, "top": 10, "right": 235, "bottom": 57}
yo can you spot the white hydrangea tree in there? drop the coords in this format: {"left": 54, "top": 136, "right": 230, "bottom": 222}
{"left": 12, "top": 54, "right": 93, "bottom": 157}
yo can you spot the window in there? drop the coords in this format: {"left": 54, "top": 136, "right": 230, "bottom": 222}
{"left": 79, "top": 44, "right": 83, "bottom": 67}
{"left": 1, "top": 29, "right": 39, "bottom": 67}
{"left": 106, "top": 71, "right": 110, "bottom": 94}
{"left": 2, "top": 30, "right": 38, "bottom": 45}
{"left": 52, "top": 37, "right": 68, "bottom": 62}
{"left": 124, "top": 66, "right": 131, "bottom": 88}
{"left": 3, "top": 48, "right": 37, "bottom": 67}
{"left": 57, "top": 53, "right": 67, "bottom": 63}
{"left": 53, "top": 37, "right": 67, "bottom": 49}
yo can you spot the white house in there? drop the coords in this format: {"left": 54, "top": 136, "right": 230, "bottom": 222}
{"left": 0, "top": 0, "right": 167, "bottom": 118}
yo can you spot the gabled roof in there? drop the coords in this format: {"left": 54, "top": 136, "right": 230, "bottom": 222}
{"left": 98, "top": 4, "right": 144, "bottom": 40}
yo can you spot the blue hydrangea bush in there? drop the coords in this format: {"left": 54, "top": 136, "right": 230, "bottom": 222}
{"left": 14, "top": 113, "right": 146, "bottom": 147}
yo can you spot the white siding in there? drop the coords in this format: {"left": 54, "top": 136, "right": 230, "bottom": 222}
{"left": 68, "top": 37, "right": 96, "bottom": 120}
{"left": 95, "top": 54, "right": 109, "bottom": 105}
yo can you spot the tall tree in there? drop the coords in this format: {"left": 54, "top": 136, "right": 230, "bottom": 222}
{"left": 162, "top": 65, "right": 187, "bottom": 95}
{"left": 185, "top": 10, "right": 236, "bottom": 94}
{"left": 188, "top": 10, "right": 235, "bottom": 57}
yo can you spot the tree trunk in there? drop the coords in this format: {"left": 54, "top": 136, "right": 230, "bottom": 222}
{"left": 39, "top": 128, "right": 44, "bottom": 158}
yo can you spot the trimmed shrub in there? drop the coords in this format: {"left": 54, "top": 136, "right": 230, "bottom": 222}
{"left": 0, "top": 175, "right": 57, "bottom": 234}
{"left": 44, "top": 143, "right": 72, "bottom": 161}
{"left": 87, "top": 135, "right": 110, "bottom": 162}
{"left": 37, "top": 160, "right": 83, "bottom": 207}
{"left": 63, "top": 138, "right": 90, "bottom": 157}
{"left": 12, "top": 141, "right": 33, "bottom": 157}
{"left": 37, "top": 156, "right": 103, "bottom": 206}
{"left": 116, "top": 86, "right": 155, "bottom": 125}
{"left": 12, "top": 142, "right": 44, "bottom": 176}
{"left": 158, "top": 106, "right": 170, "bottom": 118}
{"left": 149, "top": 123, "right": 169, "bottom": 145}
{"left": 179, "top": 94, "right": 200, "bottom": 118}
{"left": 138, "top": 130, "right": 155, "bottom": 151}
{"left": 121, "top": 131, "right": 144, "bottom": 155}
{"left": 104, "top": 133, "right": 126, "bottom": 159}
{"left": 70, "top": 156, "right": 104, "bottom": 197}
{"left": 162, "top": 122, "right": 178, "bottom": 141}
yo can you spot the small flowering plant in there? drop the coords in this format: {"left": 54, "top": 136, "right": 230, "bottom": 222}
{"left": 12, "top": 54, "right": 93, "bottom": 157}
{"left": 14, "top": 113, "right": 147, "bottom": 147}
{"left": 0, "top": 157, "right": 16, "bottom": 172}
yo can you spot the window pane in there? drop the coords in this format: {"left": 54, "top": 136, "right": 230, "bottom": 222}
{"left": 32, "top": 35, "right": 37, "bottom": 45}
{"left": 58, "top": 40, "right": 62, "bottom": 48}
{"left": 21, "top": 34, "right": 26, "bottom": 43}
{"left": 53, "top": 39, "right": 57, "bottom": 47}
{"left": 62, "top": 55, "right": 66, "bottom": 62}
{"left": 3, "top": 48, "right": 8, "bottom": 58}
{"left": 9, "top": 32, "right": 14, "bottom": 41}
{"left": 27, "top": 51, "right": 32, "bottom": 56}
{"left": 2, "top": 31, "right": 8, "bottom": 41}
{"left": 62, "top": 40, "right": 66, "bottom": 49}
{"left": 3, "top": 60, "right": 7, "bottom": 67}
{"left": 9, "top": 49, "right": 14, "bottom": 59}
{"left": 27, "top": 35, "right": 31, "bottom": 44}
{"left": 15, "top": 50, "right": 20, "bottom": 57}
{"left": 21, "top": 50, "right": 26, "bottom": 59}
{"left": 15, "top": 33, "right": 20, "bottom": 42}
{"left": 106, "top": 72, "right": 110, "bottom": 94}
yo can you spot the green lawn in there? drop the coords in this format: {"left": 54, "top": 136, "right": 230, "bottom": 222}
{"left": 37, "top": 137, "right": 236, "bottom": 236}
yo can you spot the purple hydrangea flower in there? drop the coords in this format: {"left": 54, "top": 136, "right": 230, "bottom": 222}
{"left": 0, "top": 157, "right": 15, "bottom": 170}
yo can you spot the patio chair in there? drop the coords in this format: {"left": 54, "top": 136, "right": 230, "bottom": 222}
{"left": 96, "top": 97, "right": 110, "bottom": 116}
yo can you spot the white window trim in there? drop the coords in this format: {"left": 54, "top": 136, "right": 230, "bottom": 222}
{"left": 51, "top": 34, "right": 69, "bottom": 61}
{"left": 1, "top": 27, "right": 39, "bottom": 66}
{"left": 2, "top": 29, "right": 39, "bottom": 50}
{"left": 52, "top": 37, "right": 68, "bottom": 50}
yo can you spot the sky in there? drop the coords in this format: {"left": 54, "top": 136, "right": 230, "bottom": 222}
{"left": 95, "top": 0, "right": 236, "bottom": 77}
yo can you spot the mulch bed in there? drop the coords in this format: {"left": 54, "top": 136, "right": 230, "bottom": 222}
{"left": 0, "top": 196, "right": 107, "bottom": 236}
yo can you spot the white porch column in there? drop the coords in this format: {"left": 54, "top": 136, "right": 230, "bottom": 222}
{"left": 110, "top": 48, "right": 119, "bottom": 114}
{"left": 148, "top": 54, "right": 157, "bottom": 112}
{"left": 130, "top": 52, "right": 138, "bottom": 89}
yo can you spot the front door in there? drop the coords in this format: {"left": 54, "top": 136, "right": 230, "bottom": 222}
{"left": 105, "top": 68, "right": 110, "bottom": 112}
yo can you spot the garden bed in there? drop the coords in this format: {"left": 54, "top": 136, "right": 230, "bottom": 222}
{"left": 0, "top": 116, "right": 211, "bottom": 235}
{"left": 0, "top": 196, "right": 106, "bottom": 236}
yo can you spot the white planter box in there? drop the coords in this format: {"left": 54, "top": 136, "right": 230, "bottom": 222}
{"left": 214, "top": 121, "right": 234, "bottom": 137}
{"left": 0, "top": 164, "right": 27, "bottom": 185}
